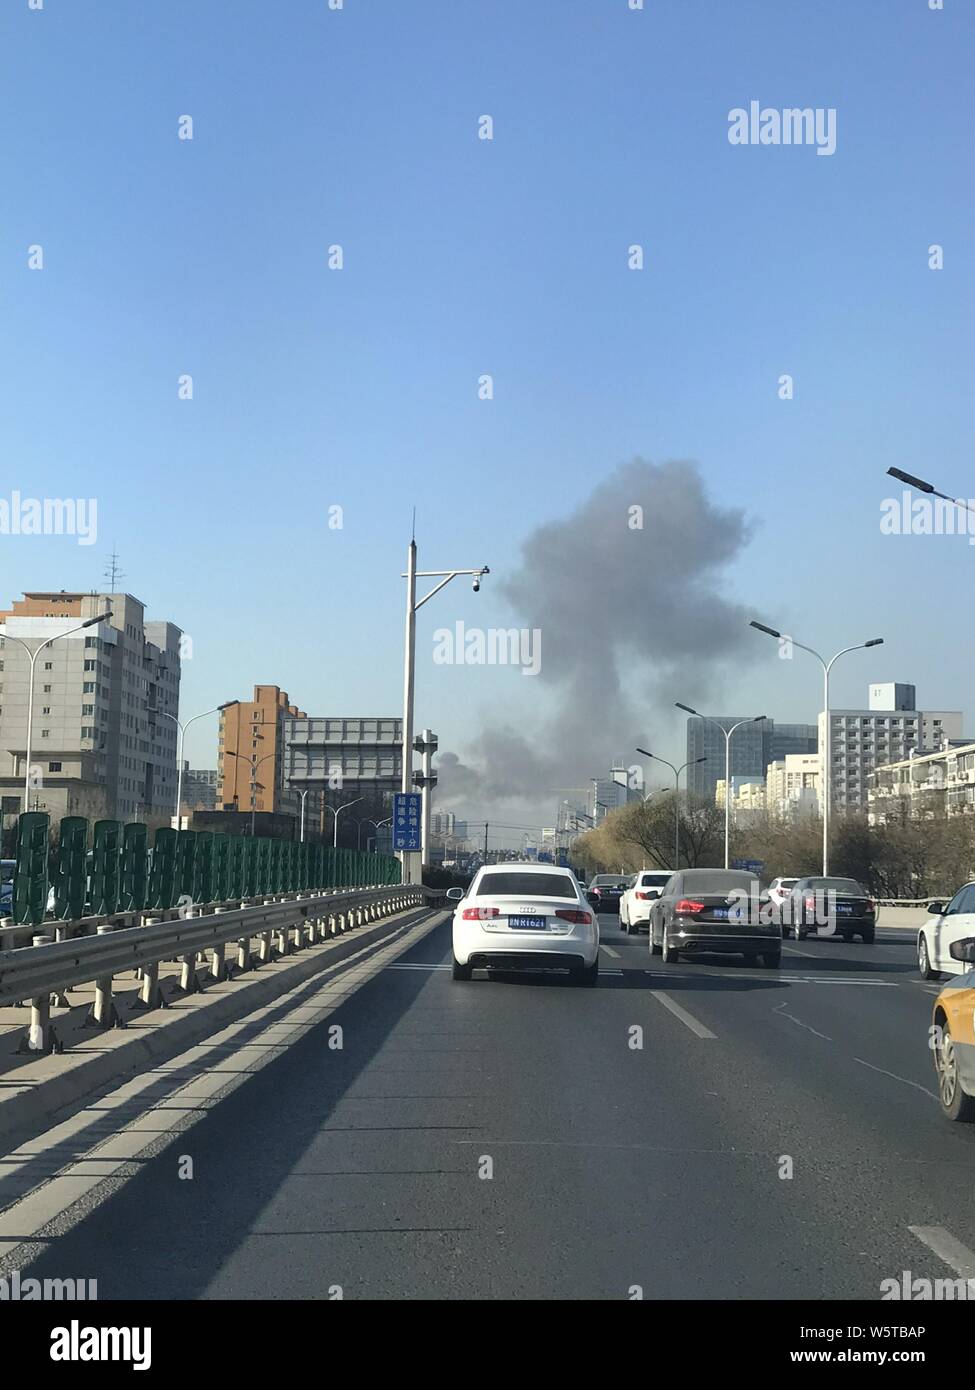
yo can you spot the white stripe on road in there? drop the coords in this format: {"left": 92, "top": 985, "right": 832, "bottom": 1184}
{"left": 908, "top": 1226, "right": 975, "bottom": 1279}
{"left": 600, "top": 944, "right": 621, "bottom": 959}
{"left": 854, "top": 1056, "right": 937, "bottom": 1099}
{"left": 649, "top": 990, "right": 716, "bottom": 1039}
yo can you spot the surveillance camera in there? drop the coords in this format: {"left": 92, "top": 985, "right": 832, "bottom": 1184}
{"left": 472, "top": 576, "right": 480, "bottom": 592}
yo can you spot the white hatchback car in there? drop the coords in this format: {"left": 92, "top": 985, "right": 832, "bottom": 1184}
{"left": 449, "top": 863, "right": 599, "bottom": 986}
{"left": 918, "top": 883, "right": 975, "bottom": 980}
{"left": 620, "top": 870, "right": 674, "bottom": 934}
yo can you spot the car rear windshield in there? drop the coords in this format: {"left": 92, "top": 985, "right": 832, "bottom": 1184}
{"left": 805, "top": 878, "right": 865, "bottom": 895}
{"left": 592, "top": 876, "right": 623, "bottom": 886}
{"left": 476, "top": 872, "right": 578, "bottom": 898}
{"left": 680, "top": 870, "right": 763, "bottom": 894}
{"left": 640, "top": 873, "right": 671, "bottom": 888}
{"left": 779, "top": 879, "right": 798, "bottom": 888}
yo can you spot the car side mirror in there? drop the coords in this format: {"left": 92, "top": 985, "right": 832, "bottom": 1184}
{"left": 949, "top": 937, "right": 975, "bottom": 964}
{"left": 926, "top": 901, "right": 946, "bottom": 916}
{"left": 445, "top": 887, "right": 464, "bottom": 902}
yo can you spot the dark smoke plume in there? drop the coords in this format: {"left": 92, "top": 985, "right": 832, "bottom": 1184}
{"left": 437, "top": 458, "right": 754, "bottom": 810}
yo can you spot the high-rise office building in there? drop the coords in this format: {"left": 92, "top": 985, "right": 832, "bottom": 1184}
{"left": 686, "top": 717, "right": 767, "bottom": 800}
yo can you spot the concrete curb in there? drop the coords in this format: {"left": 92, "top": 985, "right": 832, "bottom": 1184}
{"left": 0, "top": 905, "right": 443, "bottom": 1156}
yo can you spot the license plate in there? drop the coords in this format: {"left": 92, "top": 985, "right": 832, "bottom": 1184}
{"left": 836, "top": 904, "right": 853, "bottom": 915}
{"left": 507, "top": 915, "right": 546, "bottom": 930}
{"left": 711, "top": 907, "right": 729, "bottom": 919}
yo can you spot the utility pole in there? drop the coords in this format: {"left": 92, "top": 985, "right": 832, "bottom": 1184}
{"left": 483, "top": 821, "right": 489, "bottom": 862}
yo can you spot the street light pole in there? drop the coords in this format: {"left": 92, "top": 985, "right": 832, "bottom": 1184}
{"left": 158, "top": 700, "right": 238, "bottom": 829}
{"left": 2, "top": 612, "right": 111, "bottom": 812}
{"left": 676, "top": 705, "right": 766, "bottom": 870}
{"left": 750, "top": 622, "right": 883, "bottom": 875}
{"left": 400, "top": 538, "right": 489, "bottom": 884}
{"left": 636, "top": 749, "right": 707, "bottom": 868}
{"left": 222, "top": 747, "right": 276, "bottom": 835}
{"left": 325, "top": 797, "right": 364, "bottom": 849}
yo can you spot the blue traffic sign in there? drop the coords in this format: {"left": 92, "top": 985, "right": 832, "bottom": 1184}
{"left": 392, "top": 793, "right": 422, "bottom": 851}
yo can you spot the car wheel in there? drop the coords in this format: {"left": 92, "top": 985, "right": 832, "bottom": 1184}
{"left": 759, "top": 951, "right": 781, "bottom": 969}
{"left": 573, "top": 957, "right": 599, "bottom": 988}
{"left": 661, "top": 927, "right": 680, "bottom": 965}
{"left": 859, "top": 928, "right": 875, "bottom": 944}
{"left": 650, "top": 926, "right": 662, "bottom": 956}
{"left": 935, "top": 1023, "right": 975, "bottom": 1122}
{"left": 918, "top": 934, "right": 940, "bottom": 981}
{"left": 841, "top": 931, "right": 853, "bottom": 942}
{"left": 451, "top": 957, "right": 472, "bottom": 981}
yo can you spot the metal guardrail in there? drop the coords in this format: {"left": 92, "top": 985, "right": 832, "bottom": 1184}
{"left": 0, "top": 884, "right": 442, "bottom": 1054}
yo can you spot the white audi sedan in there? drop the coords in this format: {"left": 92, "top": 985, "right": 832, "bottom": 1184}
{"left": 449, "top": 863, "right": 599, "bottom": 986}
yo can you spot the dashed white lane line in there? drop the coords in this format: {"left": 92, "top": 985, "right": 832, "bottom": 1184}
{"left": 649, "top": 990, "right": 717, "bottom": 1039}
{"left": 600, "top": 944, "right": 621, "bottom": 959}
{"left": 853, "top": 1056, "right": 937, "bottom": 1100}
{"left": 781, "top": 944, "right": 820, "bottom": 959}
{"left": 909, "top": 1226, "right": 975, "bottom": 1280}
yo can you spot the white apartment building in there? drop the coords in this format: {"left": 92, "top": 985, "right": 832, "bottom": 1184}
{"left": 766, "top": 754, "right": 820, "bottom": 820}
{"left": 818, "top": 683, "right": 963, "bottom": 813}
{"left": 0, "top": 591, "right": 182, "bottom": 826}
{"left": 868, "top": 741, "right": 975, "bottom": 824}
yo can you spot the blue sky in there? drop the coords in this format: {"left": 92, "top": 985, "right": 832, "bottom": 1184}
{"left": 2, "top": 0, "right": 973, "bottom": 831}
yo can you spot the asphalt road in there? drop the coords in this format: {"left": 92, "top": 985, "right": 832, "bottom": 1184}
{"left": 5, "top": 911, "right": 975, "bottom": 1301}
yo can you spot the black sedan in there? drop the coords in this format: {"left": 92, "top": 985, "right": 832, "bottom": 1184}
{"left": 585, "top": 875, "right": 629, "bottom": 915}
{"left": 785, "top": 877, "right": 876, "bottom": 943}
{"left": 648, "top": 868, "right": 781, "bottom": 968}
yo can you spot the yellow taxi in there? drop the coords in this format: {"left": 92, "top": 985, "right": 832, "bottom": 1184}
{"left": 932, "top": 936, "right": 975, "bottom": 1122}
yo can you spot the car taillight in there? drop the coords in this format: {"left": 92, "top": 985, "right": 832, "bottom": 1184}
{"left": 804, "top": 895, "right": 816, "bottom": 910}
{"left": 462, "top": 907, "right": 500, "bottom": 920}
{"left": 555, "top": 909, "right": 592, "bottom": 925}
{"left": 635, "top": 891, "right": 652, "bottom": 900}
{"left": 865, "top": 900, "right": 876, "bottom": 914}
{"left": 674, "top": 899, "right": 704, "bottom": 915}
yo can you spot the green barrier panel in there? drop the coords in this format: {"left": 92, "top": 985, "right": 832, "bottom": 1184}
{"left": 289, "top": 842, "right": 299, "bottom": 892}
{"left": 175, "top": 830, "right": 197, "bottom": 907}
{"left": 89, "top": 820, "right": 123, "bottom": 916}
{"left": 120, "top": 822, "right": 148, "bottom": 912}
{"left": 212, "top": 833, "right": 230, "bottom": 902}
{"left": 52, "top": 816, "right": 88, "bottom": 921}
{"left": 301, "top": 843, "right": 311, "bottom": 890}
{"left": 13, "top": 811, "right": 50, "bottom": 927}
{"left": 268, "top": 839, "right": 281, "bottom": 895}
{"left": 150, "top": 828, "right": 178, "bottom": 909}
{"left": 256, "top": 837, "right": 270, "bottom": 896}
{"left": 229, "top": 835, "right": 246, "bottom": 899}
{"left": 322, "top": 847, "right": 334, "bottom": 888}
{"left": 194, "top": 831, "right": 214, "bottom": 904}
{"left": 243, "top": 837, "right": 258, "bottom": 898}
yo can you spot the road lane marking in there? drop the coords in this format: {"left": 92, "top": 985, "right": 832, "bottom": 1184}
{"left": 908, "top": 1226, "right": 975, "bottom": 1279}
{"left": 853, "top": 1056, "right": 937, "bottom": 1099}
{"left": 782, "top": 944, "right": 819, "bottom": 958}
{"left": 649, "top": 990, "right": 716, "bottom": 1039}
{"left": 773, "top": 1002, "right": 832, "bottom": 1042}
{"left": 600, "top": 944, "right": 621, "bottom": 959}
